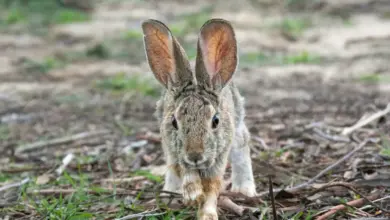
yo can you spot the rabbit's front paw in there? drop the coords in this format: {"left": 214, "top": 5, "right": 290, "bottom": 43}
{"left": 231, "top": 181, "right": 257, "bottom": 197}
{"left": 198, "top": 210, "right": 218, "bottom": 220}
{"left": 182, "top": 172, "right": 204, "bottom": 205}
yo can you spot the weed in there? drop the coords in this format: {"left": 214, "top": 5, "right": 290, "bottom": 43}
{"left": 379, "top": 134, "right": 390, "bottom": 157}
{"left": 132, "top": 170, "right": 162, "bottom": 183}
{"left": 54, "top": 94, "right": 86, "bottom": 105}
{"left": 123, "top": 30, "right": 143, "bottom": 40}
{"left": 358, "top": 73, "right": 390, "bottom": 83}
{"left": 86, "top": 43, "right": 111, "bottom": 59}
{"left": 22, "top": 56, "right": 65, "bottom": 74}
{"left": 181, "top": 6, "right": 213, "bottom": 31}
{"left": 0, "top": 125, "right": 9, "bottom": 141}
{"left": 54, "top": 9, "right": 89, "bottom": 24}
{"left": 240, "top": 52, "right": 271, "bottom": 65}
{"left": 240, "top": 51, "right": 321, "bottom": 66}
{"left": 0, "top": 0, "right": 90, "bottom": 34}
{"left": 279, "top": 17, "right": 312, "bottom": 38}
{"left": 95, "top": 72, "right": 160, "bottom": 97}
{"left": 283, "top": 51, "right": 321, "bottom": 64}
{"left": 5, "top": 8, "right": 25, "bottom": 24}
{"left": 0, "top": 173, "right": 12, "bottom": 182}
{"left": 171, "top": 6, "right": 213, "bottom": 38}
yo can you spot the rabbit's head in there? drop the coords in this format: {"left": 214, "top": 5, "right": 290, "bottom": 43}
{"left": 142, "top": 19, "right": 238, "bottom": 170}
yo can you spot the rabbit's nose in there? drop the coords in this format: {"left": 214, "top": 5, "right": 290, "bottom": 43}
{"left": 186, "top": 153, "right": 205, "bottom": 165}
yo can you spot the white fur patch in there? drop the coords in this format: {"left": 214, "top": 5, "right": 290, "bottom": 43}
{"left": 182, "top": 172, "right": 203, "bottom": 202}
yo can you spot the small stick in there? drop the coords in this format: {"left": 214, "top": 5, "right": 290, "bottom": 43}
{"left": 218, "top": 196, "right": 245, "bottom": 216}
{"left": 308, "top": 182, "right": 390, "bottom": 214}
{"left": 102, "top": 176, "right": 146, "bottom": 183}
{"left": 258, "top": 139, "right": 372, "bottom": 196}
{"left": 0, "top": 178, "right": 30, "bottom": 192}
{"left": 269, "top": 175, "right": 278, "bottom": 220}
{"left": 55, "top": 153, "right": 74, "bottom": 176}
{"left": 15, "top": 130, "right": 111, "bottom": 154}
{"left": 342, "top": 103, "right": 390, "bottom": 136}
{"left": 252, "top": 136, "right": 271, "bottom": 150}
{"left": 315, "top": 193, "right": 381, "bottom": 220}
{"left": 313, "top": 127, "right": 350, "bottom": 142}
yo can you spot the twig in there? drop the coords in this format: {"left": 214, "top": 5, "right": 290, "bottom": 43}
{"left": 0, "top": 178, "right": 30, "bottom": 192}
{"left": 102, "top": 176, "right": 146, "bottom": 183}
{"left": 136, "top": 133, "right": 161, "bottom": 144}
{"left": 313, "top": 127, "right": 350, "bottom": 142}
{"left": 252, "top": 136, "right": 271, "bottom": 150}
{"left": 258, "top": 139, "right": 372, "bottom": 196}
{"left": 15, "top": 130, "right": 111, "bottom": 154}
{"left": 342, "top": 103, "right": 390, "bottom": 136}
{"left": 218, "top": 196, "right": 245, "bottom": 216}
{"left": 55, "top": 153, "right": 74, "bottom": 176}
{"left": 115, "top": 209, "right": 166, "bottom": 220}
{"left": 308, "top": 182, "right": 390, "bottom": 214}
{"left": 315, "top": 192, "right": 381, "bottom": 220}
{"left": 268, "top": 175, "right": 278, "bottom": 220}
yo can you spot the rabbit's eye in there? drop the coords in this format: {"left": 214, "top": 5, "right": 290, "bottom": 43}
{"left": 212, "top": 114, "right": 219, "bottom": 129}
{"left": 171, "top": 115, "right": 178, "bottom": 130}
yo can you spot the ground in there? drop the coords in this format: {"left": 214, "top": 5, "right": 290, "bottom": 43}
{"left": 0, "top": 0, "right": 390, "bottom": 219}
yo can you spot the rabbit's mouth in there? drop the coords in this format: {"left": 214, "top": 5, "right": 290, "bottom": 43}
{"left": 182, "top": 156, "right": 215, "bottom": 170}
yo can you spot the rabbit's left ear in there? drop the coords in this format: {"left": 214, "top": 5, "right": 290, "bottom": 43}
{"left": 195, "top": 19, "right": 238, "bottom": 90}
{"left": 142, "top": 19, "right": 193, "bottom": 89}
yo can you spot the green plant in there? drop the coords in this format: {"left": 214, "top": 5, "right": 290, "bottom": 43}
{"left": 240, "top": 52, "right": 271, "bottom": 65}
{"left": 22, "top": 56, "right": 65, "bottom": 74}
{"left": 132, "top": 170, "right": 162, "bottom": 183}
{"left": 95, "top": 72, "right": 160, "bottom": 97}
{"left": 0, "top": 125, "right": 10, "bottom": 141}
{"left": 284, "top": 51, "right": 321, "bottom": 64}
{"left": 54, "top": 9, "right": 90, "bottom": 24}
{"left": 5, "top": 8, "right": 26, "bottom": 24}
{"left": 280, "top": 17, "right": 312, "bottom": 37}
{"left": 358, "top": 74, "right": 390, "bottom": 83}
{"left": 379, "top": 134, "right": 390, "bottom": 157}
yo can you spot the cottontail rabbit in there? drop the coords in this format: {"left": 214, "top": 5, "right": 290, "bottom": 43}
{"left": 142, "top": 18, "right": 256, "bottom": 220}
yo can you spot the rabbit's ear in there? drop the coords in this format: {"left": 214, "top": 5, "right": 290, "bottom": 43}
{"left": 142, "top": 19, "right": 192, "bottom": 88}
{"left": 195, "top": 19, "right": 238, "bottom": 90}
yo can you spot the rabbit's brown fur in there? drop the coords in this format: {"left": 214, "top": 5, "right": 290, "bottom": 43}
{"left": 142, "top": 18, "right": 256, "bottom": 220}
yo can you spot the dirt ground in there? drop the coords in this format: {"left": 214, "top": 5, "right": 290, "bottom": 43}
{"left": 0, "top": 0, "right": 390, "bottom": 219}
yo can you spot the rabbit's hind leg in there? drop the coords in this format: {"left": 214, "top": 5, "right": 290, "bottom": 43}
{"left": 229, "top": 123, "right": 257, "bottom": 197}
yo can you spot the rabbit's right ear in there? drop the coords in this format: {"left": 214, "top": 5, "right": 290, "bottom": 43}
{"left": 142, "top": 19, "right": 192, "bottom": 88}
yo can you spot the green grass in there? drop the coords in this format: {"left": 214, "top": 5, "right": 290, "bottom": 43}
{"left": 132, "top": 170, "right": 162, "bottom": 183}
{"left": 357, "top": 73, "right": 390, "bottom": 83}
{"left": 283, "top": 51, "right": 321, "bottom": 64}
{"left": 240, "top": 50, "right": 322, "bottom": 66}
{"left": 95, "top": 72, "right": 160, "bottom": 97}
{"left": 240, "top": 52, "right": 273, "bottom": 65}
{"left": 170, "top": 6, "right": 213, "bottom": 38}
{"left": 21, "top": 56, "right": 66, "bottom": 74}
{"left": 24, "top": 171, "right": 110, "bottom": 219}
{"left": 0, "top": 125, "right": 10, "bottom": 141}
{"left": 54, "top": 9, "right": 90, "bottom": 24}
{"left": 379, "top": 134, "right": 390, "bottom": 157}
{"left": 4, "top": 7, "right": 26, "bottom": 24}
{"left": 0, "top": 0, "right": 90, "bottom": 34}
{"left": 123, "top": 30, "right": 143, "bottom": 41}
{"left": 278, "top": 17, "right": 312, "bottom": 38}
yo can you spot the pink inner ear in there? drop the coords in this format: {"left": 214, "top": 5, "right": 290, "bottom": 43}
{"left": 200, "top": 29, "right": 233, "bottom": 80}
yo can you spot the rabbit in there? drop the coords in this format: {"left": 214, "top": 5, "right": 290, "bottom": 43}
{"left": 141, "top": 18, "right": 256, "bottom": 220}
